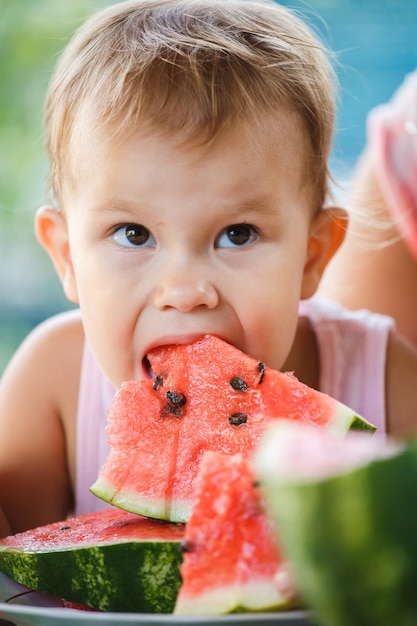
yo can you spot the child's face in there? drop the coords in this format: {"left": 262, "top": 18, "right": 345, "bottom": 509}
{"left": 42, "top": 113, "right": 329, "bottom": 386}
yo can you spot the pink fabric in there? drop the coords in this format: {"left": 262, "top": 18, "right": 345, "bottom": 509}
{"left": 299, "top": 298, "right": 393, "bottom": 435}
{"left": 368, "top": 70, "right": 417, "bottom": 260}
{"left": 75, "top": 344, "right": 116, "bottom": 516}
{"left": 75, "top": 298, "right": 393, "bottom": 515}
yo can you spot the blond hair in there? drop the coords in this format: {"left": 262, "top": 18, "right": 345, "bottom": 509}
{"left": 45, "top": 0, "right": 336, "bottom": 207}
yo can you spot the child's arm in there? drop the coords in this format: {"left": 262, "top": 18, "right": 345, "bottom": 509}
{"left": 385, "top": 330, "right": 417, "bottom": 438}
{"left": 0, "top": 309, "right": 84, "bottom": 535}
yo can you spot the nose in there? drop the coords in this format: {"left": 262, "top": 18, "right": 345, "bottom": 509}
{"left": 152, "top": 256, "right": 219, "bottom": 312}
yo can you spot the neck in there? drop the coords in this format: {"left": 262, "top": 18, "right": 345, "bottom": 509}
{"left": 283, "top": 315, "right": 319, "bottom": 390}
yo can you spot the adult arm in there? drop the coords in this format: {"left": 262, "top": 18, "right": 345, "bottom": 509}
{"left": 385, "top": 329, "right": 417, "bottom": 438}
{"left": 320, "top": 151, "right": 417, "bottom": 347}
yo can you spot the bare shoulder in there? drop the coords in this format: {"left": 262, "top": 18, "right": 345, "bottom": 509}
{"left": 9, "top": 307, "right": 84, "bottom": 359}
{"left": 385, "top": 330, "right": 417, "bottom": 438}
{"left": 0, "top": 307, "right": 85, "bottom": 449}
{"left": 1, "top": 308, "right": 84, "bottom": 402}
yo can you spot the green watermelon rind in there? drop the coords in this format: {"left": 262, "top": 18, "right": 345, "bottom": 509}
{"left": 0, "top": 539, "right": 182, "bottom": 613}
{"left": 327, "top": 403, "right": 376, "bottom": 434}
{"left": 90, "top": 478, "right": 191, "bottom": 523}
{"left": 174, "top": 580, "right": 296, "bottom": 615}
{"left": 258, "top": 440, "right": 417, "bottom": 626}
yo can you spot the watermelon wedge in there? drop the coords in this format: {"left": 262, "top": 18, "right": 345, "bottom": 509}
{"left": 254, "top": 421, "right": 414, "bottom": 626}
{"left": 0, "top": 508, "right": 184, "bottom": 613}
{"left": 91, "top": 335, "right": 375, "bottom": 522}
{"left": 174, "top": 450, "right": 300, "bottom": 615}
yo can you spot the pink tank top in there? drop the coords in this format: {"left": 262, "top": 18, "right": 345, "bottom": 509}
{"left": 75, "top": 298, "right": 393, "bottom": 516}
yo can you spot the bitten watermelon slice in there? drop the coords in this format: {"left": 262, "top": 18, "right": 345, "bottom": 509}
{"left": 91, "top": 335, "right": 375, "bottom": 522}
{"left": 0, "top": 508, "right": 184, "bottom": 613}
{"left": 254, "top": 421, "right": 413, "bottom": 626}
{"left": 174, "top": 450, "right": 300, "bottom": 615}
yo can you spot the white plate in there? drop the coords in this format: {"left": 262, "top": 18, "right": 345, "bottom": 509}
{"left": 0, "top": 572, "right": 313, "bottom": 626}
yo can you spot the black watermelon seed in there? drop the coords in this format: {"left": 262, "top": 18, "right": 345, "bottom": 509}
{"left": 59, "top": 526, "right": 71, "bottom": 531}
{"left": 230, "top": 376, "right": 248, "bottom": 392}
{"left": 162, "top": 403, "right": 183, "bottom": 418}
{"left": 153, "top": 374, "right": 164, "bottom": 391}
{"left": 228, "top": 412, "right": 248, "bottom": 426}
{"left": 166, "top": 390, "right": 187, "bottom": 407}
{"left": 180, "top": 541, "right": 194, "bottom": 553}
{"left": 258, "top": 362, "right": 265, "bottom": 384}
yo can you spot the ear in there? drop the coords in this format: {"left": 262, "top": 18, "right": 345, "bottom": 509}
{"left": 301, "top": 207, "right": 348, "bottom": 299}
{"left": 35, "top": 206, "right": 79, "bottom": 304}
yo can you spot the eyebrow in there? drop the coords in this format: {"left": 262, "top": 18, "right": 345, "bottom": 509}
{"left": 89, "top": 194, "right": 282, "bottom": 219}
{"left": 88, "top": 199, "right": 146, "bottom": 215}
{"left": 225, "top": 198, "right": 283, "bottom": 219}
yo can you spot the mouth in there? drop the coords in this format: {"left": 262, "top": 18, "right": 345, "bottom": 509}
{"left": 142, "top": 355, "right": 155, "bottom": 380}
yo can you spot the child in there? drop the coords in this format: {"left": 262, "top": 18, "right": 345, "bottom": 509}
{"left": 320, "top": 70, "right": 417, "bottom": 346}
{"left": 1, "top": 0, "right": 417, "bottom": 538}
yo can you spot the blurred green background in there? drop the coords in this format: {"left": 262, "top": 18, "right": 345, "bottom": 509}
{"left": 1, "top": 0, "right": 416, "bottom": 374}
{"left": 0, "top": 0, "right": 114, "bottom": 373}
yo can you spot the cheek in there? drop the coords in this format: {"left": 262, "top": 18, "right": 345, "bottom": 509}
{"left": 80, "top": 305, "right": 134, "bottom": 388}
{"left": 236, "top": 248, "right": 305, "bottom": 309}
{"left": 72, "top": 272, "right": 127, "bottom": 378}
{"left": 233, "top": 258, "right": 304, "bottom": 368}
{"left": 243, "top": 299, "right": 300, "bottom": 371}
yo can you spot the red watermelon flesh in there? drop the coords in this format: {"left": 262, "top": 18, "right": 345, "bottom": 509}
{"left": 91, "top": 335, "right": 375, "bottom": 522}
{"left": 0, "top": 508, "right": 183, "bottom": 551}
{"left": 174, "top": 450, "right": 299, "bottom": 614}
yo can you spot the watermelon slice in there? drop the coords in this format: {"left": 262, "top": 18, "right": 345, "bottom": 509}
{"left": 0, "top": 508, "right": 184, "bottom": 613}
{"left": 91, "top": 335, "right": 375, "bottom": 522}
{"left": 254, "top": 422, "right": 414, "bottom": 626}
{"left": 174, "top": 450, "right": 300, "bottom": 615}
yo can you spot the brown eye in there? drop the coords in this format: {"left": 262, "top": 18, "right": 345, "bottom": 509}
{"left": 216, "top": 223, "right": 259, "bottom": 248}
{"left": 112, "top": 223, "right": 155, "bottom": 248}
{"left": 227, "top": 225, "right": 251, "bottom": 245}
{"left": 125, "top": 224, "right": 150, "bottom": 246}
